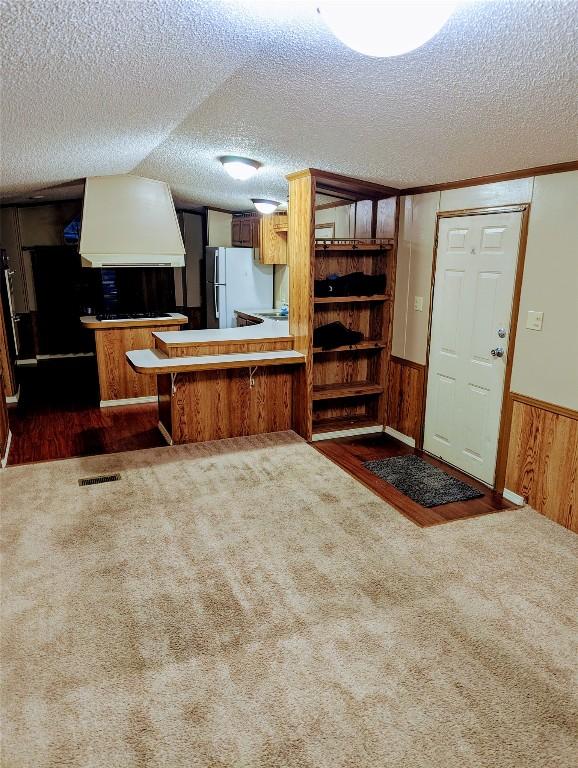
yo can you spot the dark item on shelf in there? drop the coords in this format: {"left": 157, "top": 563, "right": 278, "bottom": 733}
{"left": 313, "top": 322, "right": 364, "bottom": 350}
{"left": 314, "top": 272, "right": 386, "bottom": 298}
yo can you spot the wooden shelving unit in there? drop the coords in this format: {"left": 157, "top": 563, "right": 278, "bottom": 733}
{"left": 313, "top": 340, "right": 386, "bottom": 354}
{"left": 287, "top": 168, "right": 400, "bottom": 441}
{"left": 315, "top": 237, "right": 394, "bottom": 251}
{"left": 313, "top": 381, "right": 383, "bottom": 400}
{"left": 314, "top": 295, "right": 389, "bottom": 304}
{"left": 312, "top": 414, "right": 383, "bottom": 434}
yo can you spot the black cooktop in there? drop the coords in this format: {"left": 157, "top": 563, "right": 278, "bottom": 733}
{"left": 95, "top": 312, "right": 171, "bottom": 321}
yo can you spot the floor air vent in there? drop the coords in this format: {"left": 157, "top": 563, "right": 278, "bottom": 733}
{"left": 78, "top": 473, "right": 121, "bottom": 487}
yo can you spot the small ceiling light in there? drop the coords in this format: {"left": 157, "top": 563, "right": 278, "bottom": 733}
{"left": 251, "top": 199, "right": 280, "bottom": 215}
{"left": 317, "top": 1, "right": 456, "bottom": 58}
{"left": 219, "top": 156, "right": 261, "bottom": 181}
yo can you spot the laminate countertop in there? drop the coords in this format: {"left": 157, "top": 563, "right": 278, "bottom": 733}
{"left": 126, "top": 348, "right": 304, "bottom": 374}
{"left": 81, "top": 313, "right": 188, "bottom": 330}
{"left": 153, "top": 311, "right": 290, "bottom": 347}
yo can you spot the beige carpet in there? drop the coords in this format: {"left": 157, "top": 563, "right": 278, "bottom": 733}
{"left": 1, "top": 431, "right": 577, "bottom": 768}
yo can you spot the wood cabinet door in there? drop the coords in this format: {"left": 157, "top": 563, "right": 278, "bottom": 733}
{"left": 231, "top": 219, "right": 242, "bottom": 246}
{"left": 250, "top": 217, "right": 260, "bottom": 248}
{"left": 239, "top": 219, "right": 251, "bottom": 246}
{"left": 257, "top": 214, "right": 287, "bottom": 264}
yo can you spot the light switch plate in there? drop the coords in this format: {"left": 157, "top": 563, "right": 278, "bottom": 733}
{"left": 414, "top": 296, "right": 423, "bottom": 312}
{"left": 526, "top": 310, "right": 544, "bottom": 331}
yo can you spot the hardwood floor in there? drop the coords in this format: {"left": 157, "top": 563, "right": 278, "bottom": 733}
{"left": 7, "top": 358, "right": 164, "bottom": 465}
{"left": 315, "top": 432, "right": 515, "bottom": 527}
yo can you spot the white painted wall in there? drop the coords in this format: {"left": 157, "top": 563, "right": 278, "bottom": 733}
{"left": 510, "top": 172, "right": 578, "bottom": 410}
{"left": 392, "top": 170, "right": 578, "bottom": 409}
{"left": 207, "top": 209, "right": 232, "bottom": 247}
{"left": 315, "top": 204, "right": 351, "bottom": 238}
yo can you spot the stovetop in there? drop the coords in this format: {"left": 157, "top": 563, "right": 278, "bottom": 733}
{"left": 95, "top": 312, "right": 171, "bottom": 321}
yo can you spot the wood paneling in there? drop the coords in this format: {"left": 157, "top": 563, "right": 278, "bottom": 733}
{"left": 386, "top": 356, "right": 426, "bottom": 445}
{"left": 353, "top": 200, "right": 373, "bottom": 238}
{"left": 403, "top": 160, "right": 578, "bottom": 196}
{"left": 288, "top": 172, "right": 315, "bottom": 440}
{"left": 163, "top": 366, "right": 293, "bottom": 444}
{"left": 94, "top": 324, "right": 184, "bottom": 402}
{"left": 376, "top": 197, "right": 396, "bottom": 239}
{"left": 505, "top": 397, "right": 578, "bottom": 533}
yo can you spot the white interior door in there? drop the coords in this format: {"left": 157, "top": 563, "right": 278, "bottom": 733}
{"left": 424, "top": 211, "right": 522, "bottom": 484}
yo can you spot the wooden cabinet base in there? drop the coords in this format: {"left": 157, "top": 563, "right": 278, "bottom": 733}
{"left": 158, "top": 366, "right": 294, "bottom": 444}
{"left": 94, "top": 325, "right": 184, "bottom": 404}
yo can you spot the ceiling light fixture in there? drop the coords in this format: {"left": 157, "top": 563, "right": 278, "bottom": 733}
{"left": 251, "top": 199, "right": 280, "bottom": 215}
{"left": 219, "top": 156, "right": 261, "bottom": 181}
{"left": 317, "top": 1, "right": 456, "bottom": 58}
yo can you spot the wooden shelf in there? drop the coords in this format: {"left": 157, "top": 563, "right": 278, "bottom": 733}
{"left": 315, "top": 238, "right": 394, "bottom": 251}
{"left": 314, "top": 295, "right": 389, "bottom": 305}
{"left": 313, "top": 341, "right": 386, "bottom": 354}
{"left": 313, "top": 381, "right": 383, "bottom": 401}
{"left": 313, "top": 415, "right": 382, "bottom": 434}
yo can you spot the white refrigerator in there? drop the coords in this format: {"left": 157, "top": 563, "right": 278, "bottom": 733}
{"left": 205, "top": 247, "right": 273, "bottom": 329}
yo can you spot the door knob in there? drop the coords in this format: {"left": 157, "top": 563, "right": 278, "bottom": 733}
{"left": 497, "top": 327, "right": 507, "bottom": 338}
{"left": 491, "top": 346, "right": 505, "bottom": 358}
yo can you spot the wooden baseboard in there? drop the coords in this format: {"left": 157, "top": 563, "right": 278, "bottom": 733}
{"left": 157, "top": 420, "right": 173, "bottom": 446}
{"left": 503, "top": 488, "right": 525, "bottom": 506}
{"left": 384, "top": 426, "right": 416, "bottom": 447}
{"left": 5, "top": 387, "right": 20, "bottom": 405}
{"left": 1, "top": 429, "right": 12, "bottom": 468}
{"left": 100, "top": 395, "right": 158, "bottom": 408}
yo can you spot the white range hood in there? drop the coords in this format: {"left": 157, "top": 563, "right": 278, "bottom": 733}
{"left": 79, "top": 175, "right": 185, "bottom": 268}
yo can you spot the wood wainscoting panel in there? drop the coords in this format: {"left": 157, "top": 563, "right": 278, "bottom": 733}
{"left": 95, "top": 325, "right": 182, "bottom": 402}
{"left": 386, "top": 356, "right": 426, "bottom": 446}
{"left": 505, "top": 396, "right": 578, "bottom": 533}
{"left": 169, "top": 366, "right": 293, "bottom": 444}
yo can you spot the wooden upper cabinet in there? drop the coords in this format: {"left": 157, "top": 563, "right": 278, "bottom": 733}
{"left": 231, "top": 213, "right": 287, "bottom": 264}
{"left": 258, "top": 213, "right": 288, "bottom": 264}
{"left": 232, "top": 214, "right": 260, "bottom": 247}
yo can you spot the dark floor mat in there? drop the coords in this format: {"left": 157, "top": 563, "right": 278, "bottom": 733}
{"left": 363, "top": 454, "right": 484, "bottom": 508}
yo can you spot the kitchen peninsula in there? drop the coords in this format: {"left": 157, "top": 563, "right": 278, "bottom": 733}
{"left": 81, "top": 313, "right": 187, "bottom": 406}
{"left": 126, "top": 313, "right": 305, "bottom": 444}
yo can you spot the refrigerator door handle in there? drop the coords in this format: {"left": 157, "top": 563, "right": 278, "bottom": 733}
{"left": 214, "top": 283, "right": 219, "bottom": 319}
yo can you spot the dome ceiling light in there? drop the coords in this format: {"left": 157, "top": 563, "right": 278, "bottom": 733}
{"left": 317, "top": 1, "right": 456, "bottom": 58}
{"left": 219, "top": 156, "right": 261, "bottom": 181}
{"left": 251, "top": 199, "right": 280, "bottom": 215}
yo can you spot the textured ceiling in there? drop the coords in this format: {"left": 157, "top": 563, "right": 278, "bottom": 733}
{"left": 1, "top": 0, "right": 577, "bottom": 209}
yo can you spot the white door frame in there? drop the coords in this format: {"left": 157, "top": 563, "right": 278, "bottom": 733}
{"left": 422, "top": 204, "right": 530, "bottom": 490}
